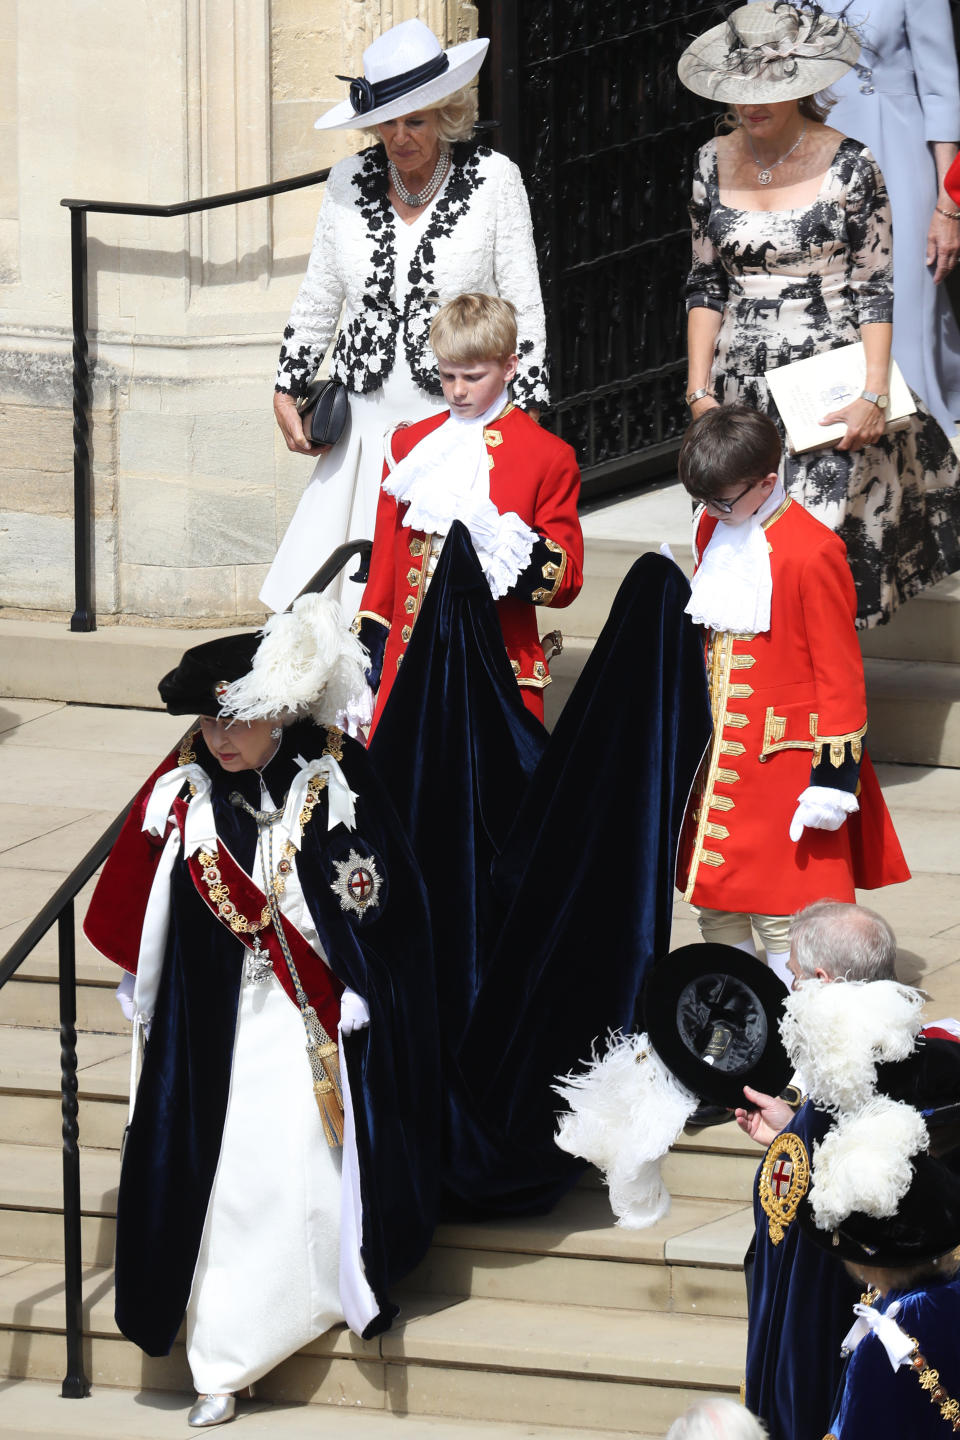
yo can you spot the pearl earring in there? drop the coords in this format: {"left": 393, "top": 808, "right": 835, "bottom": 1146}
{"left": 270, "top": 726, "right": 282, "bottom": 740}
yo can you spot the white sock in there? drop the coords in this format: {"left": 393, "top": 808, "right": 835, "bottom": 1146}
{"left": 764, "top": 949, "right": 793, "bottom": 989}
{"left": 733, "top": 936, "right": 758, "bottom": 957}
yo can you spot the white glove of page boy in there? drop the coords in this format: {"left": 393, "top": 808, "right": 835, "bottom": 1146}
{"left": 339, "top": 989, "right": 370, "bottom": 1036}
{"left": 789, "top": 786, "right": 859, "bottom": 843}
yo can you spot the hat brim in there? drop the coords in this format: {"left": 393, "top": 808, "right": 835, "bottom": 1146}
{"left": 644, "top": 943, "right": 792, "bottom": 1109}
{"left": 799, "top": 1150, "right": 960, "bottom": 1267}
{"left": 315, "top": 38, "right": 489, "bottom": 131}
{"left": 157, "top": 632, "right": 260, "bottom": 717}
{"left": 677, "top": 22, "right": 859, "bottom": 105}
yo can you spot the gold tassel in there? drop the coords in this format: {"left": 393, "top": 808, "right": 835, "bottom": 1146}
{"left": 313, "top": 1072, "right": 345, "bottom": 1147}
{"left": 305, "top": 1025, "right": 344, "bottom": 1148}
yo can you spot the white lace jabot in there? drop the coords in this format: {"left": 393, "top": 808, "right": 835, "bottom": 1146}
{"left": 382, "top": 389, "right": 537, "bottom": 600}
{"left": 685, "top": 482, "right": 787, "bottom": 635}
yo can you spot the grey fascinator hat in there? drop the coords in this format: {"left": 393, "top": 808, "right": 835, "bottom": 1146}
{"left": 677, "top": 2, "right": 861, "bottom": 104}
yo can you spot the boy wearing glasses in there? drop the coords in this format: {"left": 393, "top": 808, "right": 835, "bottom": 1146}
{"left": 675, "top": 405, "right": 908, "bottom": 989}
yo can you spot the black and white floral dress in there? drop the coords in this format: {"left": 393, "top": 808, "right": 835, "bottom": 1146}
{"left": 685, "top": 136, "right": 960, "bottom": 627}
{"left": 262, "top": 140, "right": 550, "bottom": 616}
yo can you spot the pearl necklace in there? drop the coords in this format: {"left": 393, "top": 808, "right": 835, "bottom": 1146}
{"left": 389, "top": 150, "right": 450, "bottom": 208}
{"left": 744, "top": 120, "right": 807, "bottom": 186}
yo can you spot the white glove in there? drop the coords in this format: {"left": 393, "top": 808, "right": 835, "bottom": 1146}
{"left": 339, "top": 989, "right": 370, "bottom": 1036}
{"left": 115, "top": 971, "right": 136, "bottom": 1021}
{"left": 789, "top": 785, "right": 859, "bottom": 842}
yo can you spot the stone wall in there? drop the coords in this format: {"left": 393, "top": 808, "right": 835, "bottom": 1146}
{"left": 0, "top": 0, "right": 477, "bottom": 623}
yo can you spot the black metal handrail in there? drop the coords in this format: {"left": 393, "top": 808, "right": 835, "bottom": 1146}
{"left": 0, "top": 804, "right": 132, "bottom": 1399}
{"left": 61, "top": 165, "right": 332, "bottom": 635}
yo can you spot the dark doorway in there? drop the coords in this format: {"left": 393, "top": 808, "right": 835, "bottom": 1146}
{"left": 479, "top": 2, "right": 719, "bottom": 500}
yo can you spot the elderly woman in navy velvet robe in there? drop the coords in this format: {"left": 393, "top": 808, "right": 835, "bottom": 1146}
{"left": 84, "top": 603, "right": 439, "bottom": 1428}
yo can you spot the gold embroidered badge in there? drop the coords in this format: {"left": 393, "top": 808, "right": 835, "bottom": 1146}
{"left": 759, "top": 1131, "right": 810, "bottom": 1245}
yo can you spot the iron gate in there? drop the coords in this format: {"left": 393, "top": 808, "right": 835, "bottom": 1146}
{"left": 481, "top": 1, "right": 719, "bottom": 497}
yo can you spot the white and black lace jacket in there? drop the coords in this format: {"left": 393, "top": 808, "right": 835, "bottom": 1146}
{"left": 275, "top": 141, "right": 550, "bottom": 411}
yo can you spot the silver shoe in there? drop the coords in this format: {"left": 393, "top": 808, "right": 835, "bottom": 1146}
{"left": 188, "top": 1394, "right": 236, "bottom": 1428}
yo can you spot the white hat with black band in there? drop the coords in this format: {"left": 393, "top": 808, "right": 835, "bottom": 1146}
{"left": 315, "top": 18, "right": 489, "bottom": 131}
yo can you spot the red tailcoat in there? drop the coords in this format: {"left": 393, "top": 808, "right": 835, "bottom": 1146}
{"left": 358, "top": 404, "right": 583, "bottom": 729}
{"left": 677, "top": 498, "right": 909, "bottom": 914}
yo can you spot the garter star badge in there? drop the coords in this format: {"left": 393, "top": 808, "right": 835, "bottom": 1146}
{"left": 759, "top": 1131, "right": 810, "bottom": 1245}
{"left": 330, "top": 849, "right": 382, "bottom": 918}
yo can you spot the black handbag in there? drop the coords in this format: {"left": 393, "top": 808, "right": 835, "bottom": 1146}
{"left": 296, "top": 375, "right": 349, "bottom": 448}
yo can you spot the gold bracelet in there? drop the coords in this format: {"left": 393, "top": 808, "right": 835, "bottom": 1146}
{"left": 936, "top": 204, "right": 960, "bottom": 221}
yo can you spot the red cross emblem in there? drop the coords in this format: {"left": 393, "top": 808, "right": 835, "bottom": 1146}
{"left": 348, "top": 867, "right": 374, "bottom": 901}
{"left": 771, "top": 1158, "right": 794, "bottom": 1198}
{"left": 330, "top": 848, "right": 382, "bottom": 917}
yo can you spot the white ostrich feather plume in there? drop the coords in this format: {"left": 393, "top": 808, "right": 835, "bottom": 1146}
{"left": 553, "top": 1031, "right": 698, "bottom": 1229}
{"left": 218, "top": 593, "right": 373, "bottom": 734}
{"left": 809, "top": 1096, "right": 929, "bottom": 1232}
{"left": 779, "top": 979, "right": 925, "bottom": 1115}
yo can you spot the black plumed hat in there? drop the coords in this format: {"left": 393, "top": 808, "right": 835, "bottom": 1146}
{"left": 642, "top": 943, "right": 792, "bottom": 1109}
{"left": 800, "top": 1149, "right": 960, "bottom": 1267}
{"left": 800, "top": 1036, "right": 960, "bottom": 1265}
{"left": 876, "top": 1036, "right": 960, "bottom": 1130}
{"left": 157, "top": 632, "right": 260, "bottom": 717}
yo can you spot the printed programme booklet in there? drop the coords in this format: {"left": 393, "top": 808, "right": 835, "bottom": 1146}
{"left": 765, "top": 343, "right": 915, "bottom": 453}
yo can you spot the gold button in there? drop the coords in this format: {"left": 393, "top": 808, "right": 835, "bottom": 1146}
{"left": 404, "top": 595, "right": 416, "bottom": 615}
{"left": 510, "top": 659, "right": 521, "bottom": 675}
{"left": 407, "top": 567, "right": 420, "bottom": 587}
{"left": 409, "top": 538, "right": 424, "bottom": 557}
{"left": 401, "top": 625, "right": 412, "bottom": 643}
{"left": 396, "top": 654, "right": 403, "bottom": 670}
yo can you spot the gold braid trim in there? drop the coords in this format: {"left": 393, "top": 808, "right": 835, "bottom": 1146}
{"left": 530, "top": 538, "right": 568, "bottom": 606}
{"left": 351, "top": 609, "right": 391, "bottom": 633}
{"left": 813, "top": 721, "right": 867, "bottom": 770}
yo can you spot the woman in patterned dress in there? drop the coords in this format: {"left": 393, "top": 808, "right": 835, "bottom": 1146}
{"left": 264, "top": 19, "right": 549, "bottom": 617}
{"left": 679, "top": 2, "right": 960, "bottom": 627}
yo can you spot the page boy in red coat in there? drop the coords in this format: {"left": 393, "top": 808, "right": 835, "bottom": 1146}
{"left": 353, "top": 293, "right": 583, "bottom": 732}
{"left": 675, "top": 405, "right": 910, "bottom": 988}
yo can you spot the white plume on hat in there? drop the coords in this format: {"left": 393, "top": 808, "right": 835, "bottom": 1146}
{"left": 809, "top": 1095, "right": 929, "bottom": 1232}
{"left": 218, "top": 593, "right": 373, "bottom": 735}
{"left": 779, "top": 979, "right": 925, "bottom": 1116}
{"left": 553, "top": 1031, "right": 699, "bottom": 1229}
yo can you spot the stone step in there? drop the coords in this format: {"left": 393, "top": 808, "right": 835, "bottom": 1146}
{"left": 0, "top": 1026, "right": 129, "bottom": 1150}
{"left": 859, "top": 575, "right": 960, "bottom": 666}
{"left": 0, "top": 620, "right": 232, "bottom": 711}
{"left": 0, "top": 1377, "right": 650, "bottom": 1440}
{"left": 863, "top": 659, "right": 960, "bottom": 767}
{"left": 2, "top": 975, "right": 125, "bottom": 1034}
{"left": 0, "top": 1139, "right": 753, "bottom": 1320}
{"left": 0, "top": 1090, "right": 125, "bottom": 1152}
{"left": 0, "top": 1259, "right": 744, "bottom": 1432}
